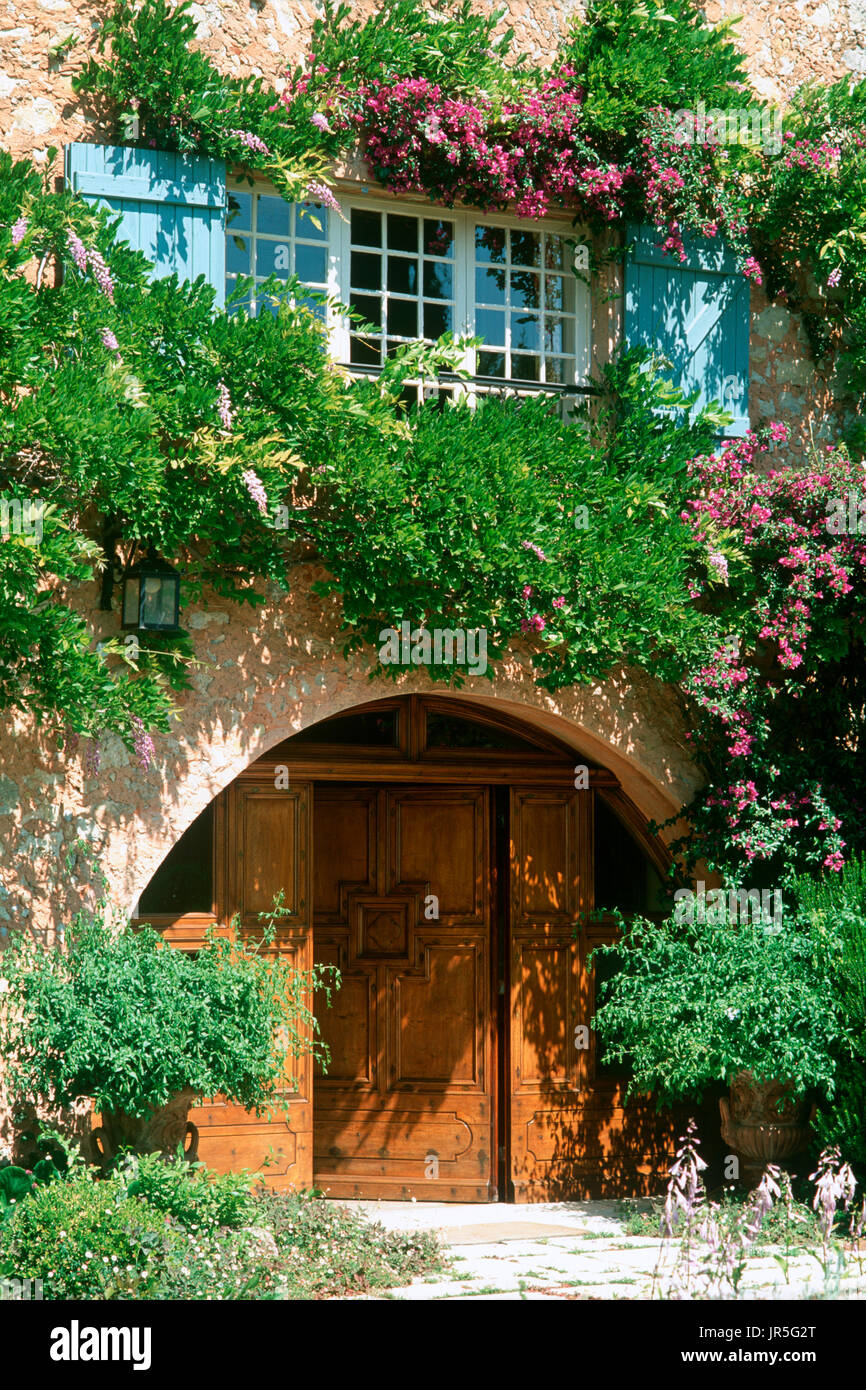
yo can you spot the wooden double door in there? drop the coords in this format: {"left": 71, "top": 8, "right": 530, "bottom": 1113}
{"left": 310, "top": 780, "right": 628, "bottom": 1203}
{"left": 188, "top": 770, "right": 677, "bottom": 1201}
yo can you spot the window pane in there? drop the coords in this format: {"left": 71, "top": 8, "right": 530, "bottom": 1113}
{"left": 545, "top": 356, "right": 572, "bottom": 384}
{"left": 350, "top": 334, "right": 381, "bottom": 365}
{"left": 227, "top": 191, "right": 252, "bottom": 230}
{"left": 594, "top": 796, "right": 667, "bottom": 915}
{"left": 424, "top": 219, "right": 454, "bottom": 257}
{"left": 509, "top": 270, "right": 540, "bottom": 309}
{"left": 476, "top": 307, "right": 505, "bottom": 343}
{"left": 294, "top": 203, "right": 329, "bottom": 240}
{"left": 545, "top": 236, "right": 567, "bottom": 270}
{"left": 423, "top": 261, "right": 453, "bottom": 300}
{"left": 387, "top": 214, "right": 418, "bottom": 253}
{"left": 350, "top": 292, "right": 382, "bottom": 329}
{"left": 256, "top": 239, "right": 291, "bottom": 278}
{"left": 544, "top": 316, "right": 573, "bottom": 354}
{"left": 475, "top": 225, "right": 506, "bottom": 263}
{"left": 227, "top": 234, "right": 251, "bottom": 275}
{"left": 476, "top": 265, "right": 506, "bottom": 304}
{"left": 351, "top": 208, "right": 381, "bottom": 247}
{"left": 512, "top": 354, "right": 540, "bottom": 381}
{"left": 511, "top": 229, "right": 541, "bottom": 267}
{"left": 544, "top": 275, "right": 566, "bottom": 311}
{"left": 511, "top": 312, "right": 540, "bottom": 351}
{"left": 351, "top": 251, "right": 382, "bottom": 290}
{"left": 424, "top": 301, "right": 452, "bottom": 338}
{"left": 296, "top": 243, "right": 327, "bottom": 283}
{"left": 138, "top": 803, "right": 214, "bottom": 916}
{"left": 288, "top": 708, "right": 399, "bottom": 746}
{"left": 257, "top": 195, "right": 291, "bottom": 237}
{"left": 387, "top": 256, "right": 418, "bottom": 295}
{"left": 388, "top": 297, "right": 418, "bottom": 337}
{"left": 478, "top": 349, "right": 506, "bottom": 377}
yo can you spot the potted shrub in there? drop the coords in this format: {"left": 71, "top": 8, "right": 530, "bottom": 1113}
{"left": 591, "top": 906, "right": 846, "bottom": 1185}
{"left": 0, "top": 905, "right": 339, "bottom": 1166}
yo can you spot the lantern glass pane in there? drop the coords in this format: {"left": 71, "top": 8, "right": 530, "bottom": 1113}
{"left": 122, "top": 576, "right": 141, "bottom": 627}
{"left": 141, "top": 575, "right": 177, "bottom": 629}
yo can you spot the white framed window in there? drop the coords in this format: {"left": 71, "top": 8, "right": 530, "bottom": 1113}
{"left": 226, "top": 184, "right": 591, "bottom": 402}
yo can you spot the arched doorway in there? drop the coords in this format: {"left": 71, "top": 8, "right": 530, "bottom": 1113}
{"left": 135, "top": 695, "right": 676, "bottom": 1201}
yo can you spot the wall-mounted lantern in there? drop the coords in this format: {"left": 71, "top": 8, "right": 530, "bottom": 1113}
{"left": 121, "top": 552, "right": 181, "bottom": 632}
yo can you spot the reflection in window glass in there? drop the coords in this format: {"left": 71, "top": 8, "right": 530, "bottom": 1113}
{"left": 138, "top": 803, "right": 214, "bottom": 917}
{"left": 348, "top": 207, "right": 455, "bottom": 368}
{"left": 225, "top": 192, "right": 329, "bottom": 318}
{"left": 474, "top": 225, "right": 578, "bottom": 385}
{"left": 593, "top": 796, "right": 667, "bottom": 916}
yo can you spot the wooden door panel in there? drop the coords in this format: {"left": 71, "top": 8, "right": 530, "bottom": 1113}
{"left": 193, "top": 782, "right": 314, "bottom": 1190}
{"left": 313, "top": 785, "right": 495, "bottom": 1201}
{"left": 392, "top": 943, "right": 483, "bottom": 1086}
{"left": 509, "top": 788, "right": 678, "bottom": 1199}
{"left": 509, "top": 787, "right": 588, "bottom": 1201}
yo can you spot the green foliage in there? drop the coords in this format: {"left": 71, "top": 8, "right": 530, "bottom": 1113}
{"left": 561, "top": 0, "right": 753, "bottom": 157}
{"left": 0, "top": 147, "right": 411, "bottom": 745}
{"left": 255, "top": 1187, "right": 446, "bottom": 1298}
{"left": 591, "top": 911, "right": 845, "bottom": 1105}
{"left": 311, "top": 351, "right": 726, "bottom": 690}
{"left": 74, "top": 0, "right": 332, "bottom": 196}
{"left": 307, "top": 0, "right": 525, "bottom": 96}
{"left": 0, "top": 1171, "right": 174, "bottom": 1299}
{"left": 0, "top": 900, "right": 339, "bottom": 1118}
{"left": 119, "top": 1151, "right": 259, "bottom": 1230}
{"left": 0, "top": 1152, "right": 444, "bottom": 1300}
{"left": 796, "top": 857, "right": 866, "bottom": 1171}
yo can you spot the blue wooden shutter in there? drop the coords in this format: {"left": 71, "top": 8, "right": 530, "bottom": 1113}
{"left": 65, "top": 143, "right": 226, "bottom": 307}
{"left": 624, "top": 223, "right": 750, "bottom": 436}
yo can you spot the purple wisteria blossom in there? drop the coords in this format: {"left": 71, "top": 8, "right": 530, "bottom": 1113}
{"left": 229, "top": 129, "right": 271, "bottom": 155}
{"left": 130, "top": 715, "right": 155, "bottom": 771}
{"left": 66, "top": 228, "right": 88, "bottom": 272}
{"left": 217, "top": 381, "right": 234, "bottom": 431}
{"left": 708, "top": 551, "right": 729, "bottom": 582}
{"left": 310, "top": 112, "right": 332, "bottom": 133}
{"left": 242, "top": 468, "right": 269, "bottom": 515}
{"left": 87, "top": 247, "right": 115, "bottom": 303}
{"left": 826, "top": 267, "right": 842, "bottom": 288}
{"left": 84, "top": 738, "right": 101, "bottom": 777}
{"left": 10, "top": 216, "right": 27, "bottom": 247}
{"left": 521, "top": 539, "right": 547, "bottom": 561}
{"left": 304, "top": 180, "right": 340, "bottom": 213}
{"left": 101, "top": 328, "right": 120, "bottom": 352}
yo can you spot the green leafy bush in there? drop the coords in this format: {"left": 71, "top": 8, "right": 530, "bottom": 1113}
{"left": 592, "top": 911, "right": 845, "bottom": 1105}
{"left": 797, "top": 857, "right": 866, "bottom": 1170}
{"left": 0, "top": 1172, "right": 175, "bottom": 1299}
{"left": 120, "top": 1152, "right": 259, "bottom": 1231}
{"left": 0, "top": 905, "right": 339, "bottom": 1121}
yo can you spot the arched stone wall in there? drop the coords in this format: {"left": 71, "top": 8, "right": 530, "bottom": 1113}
{"left": 0, "top": 564, "right": 699, "bottom": 941}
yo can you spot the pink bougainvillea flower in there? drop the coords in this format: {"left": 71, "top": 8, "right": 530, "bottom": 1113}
{"left": 552, "top": 596, "right": 566, "bottom": 609}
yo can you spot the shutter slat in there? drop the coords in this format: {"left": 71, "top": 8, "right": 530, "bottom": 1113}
{"left": 625, "top": 222, "right": 750, "bottom": 437}
{"left": 65, "top": 142, "right": 226, "bottom": 306}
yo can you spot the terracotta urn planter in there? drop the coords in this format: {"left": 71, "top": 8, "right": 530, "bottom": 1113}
{"left": 719, "top": 1070, "right": 816, "bottom": 1186}
{"left": 89, "top": 1088, "right": 200, "bottom": 1168}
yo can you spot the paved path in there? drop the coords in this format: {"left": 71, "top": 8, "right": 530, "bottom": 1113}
{"left": 338, "top": 1200, "right": 866, "bottom": 1301}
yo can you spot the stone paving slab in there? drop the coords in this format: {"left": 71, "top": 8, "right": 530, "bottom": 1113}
{"left": 333, "top": 1199, "right": 866, "bottom": 1302}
